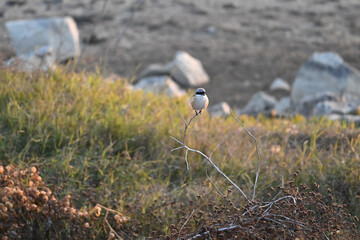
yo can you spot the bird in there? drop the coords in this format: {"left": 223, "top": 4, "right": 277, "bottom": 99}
{"left": 191, "top": 88, "right": 209, "bottom": 115}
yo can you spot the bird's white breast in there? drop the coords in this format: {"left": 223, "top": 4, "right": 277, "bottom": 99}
{"left": 191, "top": 95, "right": 209, "bottom": 110}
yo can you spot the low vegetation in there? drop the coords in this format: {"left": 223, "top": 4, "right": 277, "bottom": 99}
{"left": 0, "top": 69, "right": 359, "bottom": 239}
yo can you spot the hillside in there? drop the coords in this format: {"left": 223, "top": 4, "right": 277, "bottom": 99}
{"left": 0, "top": 69, "right": 359, "bottom": 239}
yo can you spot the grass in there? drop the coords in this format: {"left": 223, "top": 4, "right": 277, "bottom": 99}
{"left": 0, "top": 68, "right": 359, "bottom": 238}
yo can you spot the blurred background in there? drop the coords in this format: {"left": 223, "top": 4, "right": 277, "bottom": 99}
{"left": 1, "top": 0, "right": 360, "bottom": 108}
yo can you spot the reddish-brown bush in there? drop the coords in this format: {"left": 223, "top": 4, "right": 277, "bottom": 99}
{"left": 0, "top": 165, "right": 127, "bottom": 239}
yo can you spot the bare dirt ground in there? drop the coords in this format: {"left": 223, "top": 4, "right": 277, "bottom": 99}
{"left": 1, "top": 0, "right": 360, "bottom": 108}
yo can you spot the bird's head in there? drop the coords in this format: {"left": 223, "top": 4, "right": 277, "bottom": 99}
{"left": 195, "top": 88, "right": 206, "bottom": 96}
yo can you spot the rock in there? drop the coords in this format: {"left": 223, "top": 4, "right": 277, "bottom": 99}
{"left": 296, "top": 91, "right": 340, "bottom": 117}
{"left": 327, "top": 114, "right": 343, "bottom": 121}
{"left": 84, "top": 31, "right": 108, "bottom": 44}
{"left": 269, "top": 78, "right": 290, "bottom": 92}
{"left": 168, "top": 51, "right": 210, "bottom": 87}
{"left": 222, "top": 3, "right": 237, "bottom": 9}
{"left": 134, "top": 76, "right": 185, "bottom": 97}
{"left": 327, "top": 114, "right": 360, "bottom": 125}
{"left": 139, "top": 64, "right": 171, "bottom": 79}
{"left": 205, "top": 26, "right": 216, "bottom": 34}
{"left": 342, "top": 115, "right": 360, "bottom": 125}
{"left": 5, "top": 17, "right": 80, "bottom": 62}
{"left": 291, "top": 52, "right": 360, "bottom": 103}
{"left": 313, "top": 101, "right": 356, "bottom": 116}
{"left": 72, "top": 14, "right": 114, "bottom": 25}
{"left": 207, "top": 102, "right": 231, "bottom": 117}
{"left": 6, "top": 0, "right": 26, "bottom": 6}
{"left": 5, "top": 46, "right": 55, "bottom": 72}
{"left": 275, "top": 97, "right": 292, "bottom": 115}
{"left": 239, "top": 91, "right": 277, "bottom": 115}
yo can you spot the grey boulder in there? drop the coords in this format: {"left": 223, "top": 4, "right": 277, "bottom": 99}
{"left": 313, "top": 101, "right": 356, "bottom": 116}
{"left": 274, "top": 97, "right": 292, "bottom": 116}
{"left": 139, "top": 64, "right": 171, "bottom": 79}
{"left": 296, "top": 91, "right": 340, "bottom": 117}
{"left": 168, "top": 51, "right": 210, "bottom": 87}
{"left": 134, "top": 76, "right": 185, "bottom": 97}
{"left": 207, "top": 102, "right": 231, "bottom": 117}
{"left": 239, "top": 91, "right": 277, "bottom": 115}
{"left": 291, "top": 52, "right": 360, "bottom": 103}
{"left": 327, "top": 114, "right": 360, "bottom": 125}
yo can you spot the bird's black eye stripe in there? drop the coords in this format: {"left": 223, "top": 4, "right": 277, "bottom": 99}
{"left": 196, "top": 92, "right": 205, "bottom": 95}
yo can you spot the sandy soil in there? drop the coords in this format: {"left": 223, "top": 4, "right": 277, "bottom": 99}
{"left": 1, "top": 0, "right": 360, "bottom": 108}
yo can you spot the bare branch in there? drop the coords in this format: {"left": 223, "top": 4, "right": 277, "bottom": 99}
{"left": 170, "top": 104, "right": 249, "bottom": 202}
{"left": 171, "top": 146, "right": 184, "bottom": 152}
{"left": 209, "top": 133, "right": 232, "bottom": 160}
{"left": 172, "top": 101, "right": 187, "bottom": 125}
{"left": 206, "top": 169, "right": 225, "bottom": 198}
{"left": 170, "top": 136, "right": 183, "bottom": 145}
{"left": 179, "top": 209, "right": 195, "bottom": 236}
{"left": 171, "top": 135, "right": 250, "bottom": 203}
{"left": 231, "top": 111, "right": 261, "bottom": 202}
{"left": 183, "top": 113, "right": 198, "bottom": 145}
{"left": 185, "top": 149, "right": 189, "bottom": 170}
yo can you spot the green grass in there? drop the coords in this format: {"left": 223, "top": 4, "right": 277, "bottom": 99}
{"left": 0, "top": 69, "right": 359, "bottom": 237}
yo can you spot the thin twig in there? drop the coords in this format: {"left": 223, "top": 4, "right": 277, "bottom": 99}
{"left": 171, "top": 146, "right": 184, "bottom": 152}
{"left": 104, "top": 218, "right": 122, "bottom": 240}
{"left": 206, "top": 169, "right": 225, "bottom": 198}
{"left": 172, "top": 101, "right": 198, "bottom": 144}
{"left": 323, "top": 232, "right": 330, "bottom": 240}
{"left": 209, "top": 133, "right": 232, "bottom": 159}
{"left": 90, "top": 204, "right": 126, "bottom": 239}
{"left": 179, "top": 209, "right": 195, "bottom": 235}
{"left": 170, "top": 136, "right": 250, "bottom": 202}
{"left": 268, "top": 214, "right": 311, "bottom": 230}
{"left": 172, "top": 101, "right": 186, "bottom": 125}
{"left": 172, "top": 102, "right": 198, "bottom": 169}
{"left": 179, "top": 188, "right": 204, "bottom": 238}
{"left": 183, "top": 113, "right": 198, "bottom": 145}
{"left": 231, "top": 111, "right": 261, "bottom": 202}
{"left": 185, "top": 149, "right": 189, "bottom": 170}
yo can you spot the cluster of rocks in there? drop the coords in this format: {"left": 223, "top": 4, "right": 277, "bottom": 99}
{"left": 3, "top": 16, "right": 360, "bottom": 122}
{"left": 133, "top": 51, "right": 233, "bottom": 117}
{"left": 135, "top": 50, "right": 360, "bottom": 122}
{"left": 238, "top": 52, "right": 360, "bottom": 123}
{"left": 134, "top": 51, "right": 209, "bottom": 97}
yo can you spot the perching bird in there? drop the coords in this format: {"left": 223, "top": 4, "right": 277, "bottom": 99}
{"left": 191, "top": 88, "right": 209, "bottom": 115}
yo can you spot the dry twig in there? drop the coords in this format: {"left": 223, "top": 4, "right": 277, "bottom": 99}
{"left": 170, "top": 103, "right": 249, "bottom": 202}
{"left": 230, "top": 111, "right": 261, "bottom": 201}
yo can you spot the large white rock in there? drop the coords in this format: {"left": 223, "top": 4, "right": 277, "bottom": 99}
{"left": 207, "top": 102, "right": 231, "bottom": 117}
{"left": 5, "top": 17, "right": 80, "bottom": 62}
{"left": 168, "top": 51, "right": 210, "bottom": 87}
{"left": 291, "top": 52, "right": 360, "bottom": 103}
{"left": 134, "top": 76, "right": 185, "bottom": 97}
